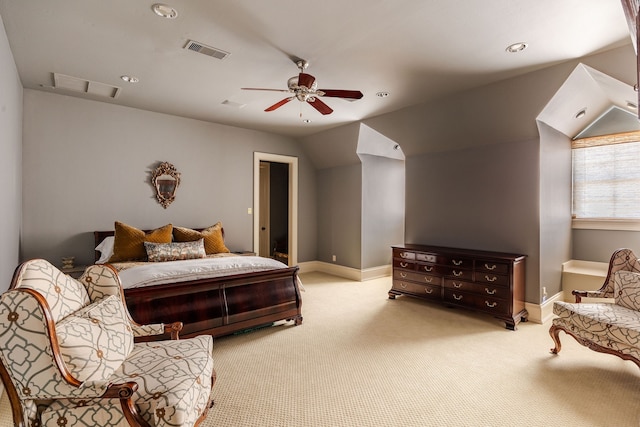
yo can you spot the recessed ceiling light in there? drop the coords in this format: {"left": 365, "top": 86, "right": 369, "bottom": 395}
{"left": 302, "top": 119, "right": 312, "bottom": 123}
{"left": 376, "top": 91, "right": 390, "bottom": 98}
{"left": 121, "top": 75, "right": 139, "bottom": 83}
{"left": 575, "top": 108, "right": 587, "bottom": 119}
{"left": 505, "top": 42, "right": 528, "bottom": 53}
{"left": 152, "top": 4, "right": 178, "bottom": 19}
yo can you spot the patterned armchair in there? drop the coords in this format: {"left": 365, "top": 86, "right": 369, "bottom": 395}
{"left": 550, "top": 248, "right": 640, "bottom": 369}
{"left": 572, "top": 248, "right": 640, "bottom": 302}
{"left": 0, "top": 259, "right": 215, "bottom": 427}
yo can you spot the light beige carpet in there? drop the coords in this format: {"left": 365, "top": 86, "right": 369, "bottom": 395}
{"left": 1, "top": 272, "right": 640, "bottom": 426}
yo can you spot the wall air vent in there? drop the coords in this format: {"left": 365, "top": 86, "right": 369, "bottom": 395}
{"left": 53, "top": 73, "right": 121, "bottom": 99}
{"left": 184, "top": 40, "right": 230, "bottom": 60}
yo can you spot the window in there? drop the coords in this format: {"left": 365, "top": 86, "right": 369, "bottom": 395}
{"left": 572, "top": 131, "right": 640, "bottom": 221}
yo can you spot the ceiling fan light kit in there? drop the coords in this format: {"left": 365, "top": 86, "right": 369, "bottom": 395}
{"left": 242, "top": 59, "right": 363, "bottom": 116}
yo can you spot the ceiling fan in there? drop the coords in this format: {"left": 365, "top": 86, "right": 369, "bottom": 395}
{"left": 241, "top": 60, "right": 363, "bottom": 115}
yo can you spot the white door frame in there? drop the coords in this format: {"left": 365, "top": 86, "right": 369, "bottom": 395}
{"left": 253, "top": 152, "right": 298, "bottom": 266}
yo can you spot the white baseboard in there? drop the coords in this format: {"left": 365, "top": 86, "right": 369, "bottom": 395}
{"left": 297, "top": 261, "right": 391, "bottom": 281}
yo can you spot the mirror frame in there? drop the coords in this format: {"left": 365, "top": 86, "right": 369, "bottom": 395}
{"left": 151, "top": 161, "right": 181, "bottom": 209}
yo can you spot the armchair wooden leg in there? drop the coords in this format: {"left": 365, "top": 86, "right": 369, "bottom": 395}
{"left": 549, "top": 324, "right": 563, "bottom": 354}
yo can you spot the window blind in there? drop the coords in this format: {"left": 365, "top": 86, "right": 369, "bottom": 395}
{"left": 572, "top": 133, "right": 640, "bottom": 219}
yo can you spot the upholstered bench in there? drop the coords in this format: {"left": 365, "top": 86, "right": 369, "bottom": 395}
{"left": 550, "top": 249, "right": 640, "bottom": 368}
{"left": 0, "top": 259, "right": 215, "bottom": 427}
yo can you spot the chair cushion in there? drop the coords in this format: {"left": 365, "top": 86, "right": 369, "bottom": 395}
{"left": 553, "top": 301, "right": 640, "bottom": 348}
{"left": 16, "top": 259, "right": 90, "bottom": 322}
{"left": 41, "top": 335, "right": 214, "bottom": 427}
{"left": 552, "top": 316, "right": 640, "bottom": 361}
{"left": 614, "top": 270, "right": 640, "bottom": 311}
{"left": 56, "top": 295, "right": 134, "bottom": 383}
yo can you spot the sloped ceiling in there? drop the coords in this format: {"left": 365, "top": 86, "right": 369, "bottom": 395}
{"left": 537, "top": 63, "right": 638, "bottom": 139}
{"left": 0, "top": 0, "right": 631, "bottom": 138}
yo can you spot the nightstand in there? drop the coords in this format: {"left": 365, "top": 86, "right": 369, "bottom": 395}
{"left": 61, "top": 265, "right": 88, "bottom": 279}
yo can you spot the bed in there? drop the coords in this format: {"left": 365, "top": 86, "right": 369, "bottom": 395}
{"left": 93, "top": 222, "right": 303, "bottom": 339}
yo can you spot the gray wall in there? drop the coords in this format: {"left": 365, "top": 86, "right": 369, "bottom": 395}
{"left": 21, "top": 90, "right": 317, "bottom": 267}
{"left": 0, "top": 14, "right": 22, "bottom": 292}
{"left": 538, "top": 123, "right": 572, "bottom": 298}
{"left": 317, "top": 164, "right": 362, "bottom": 268}
{"left": 360, "top": 154, "right": 405, "bottom": 269}
{"left": 404, "top": 140, "right": 540, "bottom": 302}
{"left": 573, "top": 230, "right": 640, "bottom": 262}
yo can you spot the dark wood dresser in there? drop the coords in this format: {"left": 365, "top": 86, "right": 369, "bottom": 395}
{"left": 389, "top": 244, "right": 527, "bottom": 330}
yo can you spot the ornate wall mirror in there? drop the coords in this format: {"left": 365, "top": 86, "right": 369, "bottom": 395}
{"left": 152, "top": 162, "right": 181, "bottom": 208}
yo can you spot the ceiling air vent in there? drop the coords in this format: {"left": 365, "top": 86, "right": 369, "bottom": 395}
{"left": 53, "top": 73, "right": 121, "bottom": 99}
{"left": 184, "top": 40, "right": 230, "bottom": 60}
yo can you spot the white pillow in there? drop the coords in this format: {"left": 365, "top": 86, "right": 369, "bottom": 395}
{"left": 95, "top": 236, "right": 115, "bottom": 264}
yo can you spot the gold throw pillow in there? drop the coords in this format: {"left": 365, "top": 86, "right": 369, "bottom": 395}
{"left": 109, "top": 222, "right": 173, "bottom": 262}
{"left": 173, "top": 222, "right": 230, "bottom": 254}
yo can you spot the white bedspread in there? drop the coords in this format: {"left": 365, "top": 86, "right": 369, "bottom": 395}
{"left": 117, "top": 256, "right": 289, "bottom": 289}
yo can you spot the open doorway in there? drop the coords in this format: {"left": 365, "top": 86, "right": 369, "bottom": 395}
{"left": 253, "top": 152, "right": 298, "bottom": 266}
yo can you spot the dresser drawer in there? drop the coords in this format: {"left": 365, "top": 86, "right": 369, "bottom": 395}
{"left": 415, "top": 262, "right": 444, "bottom": 275}
{"left": 476, "top": 260, "right": 510, "bottom": 275}
{"left": 443, "top": 289, "right": 510, "bottom": 315}
{"left": 475, "top": 272, "right": 509, "bottom": 287}
{"left": 392, "top": 280, "right": 441, "bottom": 299}
{"left": 444, "top": 267, "right": 472, "bottom": 281}
{"left": 393, "top": 249, "right": 416, "bottom": 260}
{"left": 443, "top": 256, "right": 473, "bottom": 269}
{"left": 444, "top": 279, "right": 510, "bottom": 300}
{"left": 395, "top": 270, "right": 441, "bottom": 285}
{"left": 393, "top": 258, "right": 416, "bottom": 270}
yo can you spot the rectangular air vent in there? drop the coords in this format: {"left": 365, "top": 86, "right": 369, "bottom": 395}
{"left": 184, "top": 40, "right": 230, "bottom": 60}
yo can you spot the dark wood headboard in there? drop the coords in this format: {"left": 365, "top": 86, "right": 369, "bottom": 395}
{"left": 93, "top": 227, "right": 224, "bottom": 262}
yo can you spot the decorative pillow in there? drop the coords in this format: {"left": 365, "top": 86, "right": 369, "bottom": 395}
{"left": 108, "top": 222, "right": 173, "bottom": 262}
{"left": 56, "top": 295, "right": 134, "bottom": 383}
{"left": 95, "top": 236, "right": 115, "bottom": 264}
{"left": 173, "top": 222, "right": 230, "bottom": 254}
{"left": 614, "top": 270, "right": 640, "bottom": 311}
{"left": 144, "top": 239, "right": 206, "bottom": 262}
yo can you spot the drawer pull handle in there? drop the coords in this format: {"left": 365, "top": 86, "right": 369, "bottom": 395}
{"left": 453, "top": 294, "right": 463, "bottom": 301}
{"left": 400, "top": 283, "right": 407, "bottom": 289}
{"left": 400, "top": 262, "right": 409, "bottom": 268}
{"left": 484, "top": 263, "right": 497, "bottom": 270}
{"left": 424, "top": 277, "right": 433, "bottom": 283}
{"left": 425, "top": 288, "right": 433, "bottom": 294}
{"left": 453, "top": 282, "right": 462, "bottom": 288}
{"left": 401, "top": 252, "right": 409, "bottom": 259}
{"left": 423, "top": 266, "right": 433, "bottom": 272}
{"left": 485, "top": 275, "right": 497, "bottom": 282}
{"left": 485, "top": 301, "right": 497, "bottom": 308}
{"left": 453, "top": 270, "right": 463, "bottom": 277}
{"left": 485, "top": 288, "right": 497, "bottom": 295}
{"left": 452, "top": 260, "right": 463, "bottom": 266}
{"left": 400, "top": 272, "right": 407, "bottom": 278}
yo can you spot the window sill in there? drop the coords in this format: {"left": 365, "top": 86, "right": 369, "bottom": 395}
{"left": 572, "top": 219, "right": 640, "bottom": 231}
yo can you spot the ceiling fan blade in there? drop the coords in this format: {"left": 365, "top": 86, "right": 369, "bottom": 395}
{"left": 308, "top": 97, "right": 333, "bottom": 115}
{"left": 318, "top": 89, "right": 363, "bottom": 99}
{"left": 265, "top": 97, "right": 293, "bottom": 112}
{"left": 242, "top": 88, "right": 291, "bottom": 93}
{"left": 297, "top": 73, "right": 316, "bottom": 88}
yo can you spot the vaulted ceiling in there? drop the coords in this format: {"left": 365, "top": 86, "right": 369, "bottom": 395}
{"left": 0, "top": 0, "right": 631, "bottom": 137}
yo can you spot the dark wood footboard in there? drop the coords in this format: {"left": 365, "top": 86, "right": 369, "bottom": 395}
{"left": 124, "top": 266, "right": 302, "bottom": 338}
